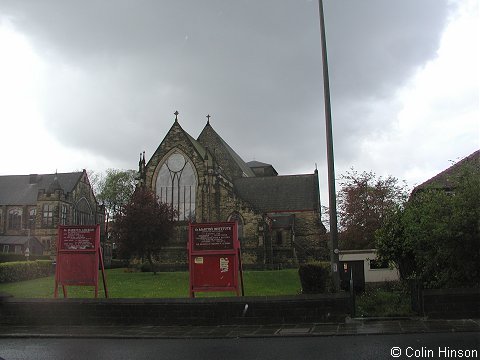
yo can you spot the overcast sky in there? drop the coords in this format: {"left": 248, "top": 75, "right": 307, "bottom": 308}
{"left": 0, "top": 0, "right": 478, "bottom": 204}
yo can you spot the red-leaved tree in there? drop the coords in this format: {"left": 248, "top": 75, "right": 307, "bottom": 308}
{"left": 338, "top": 169, "right": 408, "bottom": 250}
{"left": 113, "top": 187, "right": 177, "bottom": 274}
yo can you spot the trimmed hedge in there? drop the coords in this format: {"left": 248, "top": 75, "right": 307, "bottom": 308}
{"left": 0, "top": 253, "right": 51, "bottom": 263}
{"left": 298, "top": 262, "right": 333, "bottom": 294}
{"left": 0, "top": 260, "right": 53, "bottom": 283}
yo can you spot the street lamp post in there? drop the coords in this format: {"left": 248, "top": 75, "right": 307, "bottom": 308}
{"left": 318, "top": 0, "right": 340, "bottom": 290}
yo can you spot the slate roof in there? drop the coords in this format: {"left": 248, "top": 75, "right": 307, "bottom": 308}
{"left": 413, "top": 150, "right": 479, "bottom": 193}
{"left": 0, "top": 172, "right": 83, "bottom": 205}
{"left": 247, "top": 161, "right": 272, "bottom": 168}
{"left": 233, "top": 174, "right": 320, "bottom": 213}
{"left": 246, "top": 160, "right": 278, "bottom": 177}
{"left": 198, "top": 123, "right": 255, "bottom": 178}
{"left": 0, "top": 236, "right": 34, "bottom": 246}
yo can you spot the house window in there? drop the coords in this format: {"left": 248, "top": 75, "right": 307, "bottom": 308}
{"left": 42, "top": 204, "right": 54, "bottom": 227}
{"left": 2, "top": 245, "right": 9, "bottom": 253}
{"left": 156, "top": 151, "right": 197, "bottom": 221}
{"left": 369, "top": 259, "right": 389, "bottom": 270}
{"left": 29, "top": 208, "right": 36, "bottom": 229}
{"left": 60, "top": 204, "right": 68, "bottom": 225}
{"left": 14, "top": 245, "right": 22, "bottom": 254}
{"left": 8, "top": 208, "right": 22, "bottom": 230}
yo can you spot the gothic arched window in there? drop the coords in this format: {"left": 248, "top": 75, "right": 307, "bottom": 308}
{"left": 156, "top": 152, "right": 197, "bottom": 221}
{"left": 74, "top": 198, "right": 93, "bottom": 225}
{"left": 228, "top": 212, "right": 244, "bottom": 241}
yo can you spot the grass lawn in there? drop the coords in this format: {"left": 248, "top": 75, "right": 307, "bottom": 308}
{"left": 0, "top": 268, "right": 302, "bottom": 299}
{"left": 0, "top": 269, "right": 415, "bottom": 317}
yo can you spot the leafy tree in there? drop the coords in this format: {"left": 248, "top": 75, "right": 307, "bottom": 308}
{"left": 113, "top": 187, "right": 177, "bottom": 274}
{"left": 376, "top": 165, "right": 480, "bottom": 288}
{"left": 337, "top": 169, "right": 408, "bottom": 249}
{"left": 96, "top": 169, "right": 137, "bottom": 219}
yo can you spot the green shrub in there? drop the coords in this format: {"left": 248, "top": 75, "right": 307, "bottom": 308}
{"left": 106, "top": 259, "right": 129, "bottom": 269}
{"left": 298, "top": 262, "right": 333, "bottom": 294}
{"left": 0, "top": 253, "right": 51, "bottom": 263}
{"left": 0, "top": 260, "right": 52, "bottom": 283}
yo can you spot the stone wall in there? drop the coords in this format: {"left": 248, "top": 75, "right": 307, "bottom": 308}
{"left": 0, "top": 294, "right": 352, "bottom": 326}
{"left": 420, "top": 288, "right": 480, "bottom": 318}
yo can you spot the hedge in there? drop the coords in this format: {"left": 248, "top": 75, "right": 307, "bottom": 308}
{"left": 0, "top": 253, "right": 51, "bottom": 263}
{"left": 0, "top": 260, "right": 53, "bottom": 283}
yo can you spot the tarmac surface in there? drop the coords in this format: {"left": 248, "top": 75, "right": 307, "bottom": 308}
{"left": 1, "top": 318, "right": 479, "bottom": 339}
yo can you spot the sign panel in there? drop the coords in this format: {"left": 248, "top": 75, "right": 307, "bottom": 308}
{"left": 188, "top": 222, "right": 243, "bottom": 297}
{"left": 59, "top": 226, "right": 96, "bottom": 250}
{"left": 54, "top": 225, "right": 108, "bottom": 298}
{"left": 192, "top": 224, "right": 234, "bottom": 251}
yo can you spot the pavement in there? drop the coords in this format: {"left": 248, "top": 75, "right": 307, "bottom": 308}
{"left": 0, "top": 318, "right": 479, "bottom": 339}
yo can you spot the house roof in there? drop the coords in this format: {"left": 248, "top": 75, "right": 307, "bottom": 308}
{"left": 413, "top": 150, "right": 479, "bottom": 193}
{"left": 0, "top": 236, "right": 39, "bottom": 246}
{"left": 233, "top": 174, "right": 320, "bottom": 213}
{"left": 0, "top": 172, "right": 83, "bottom": 205}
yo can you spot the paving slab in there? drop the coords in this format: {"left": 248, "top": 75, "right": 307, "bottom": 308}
{"left": 0, "top": 318, "right": 478, "bottom": 339}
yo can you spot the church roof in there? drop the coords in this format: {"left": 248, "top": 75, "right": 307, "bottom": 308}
{"left": 246, "top": 161, "right": 272, "bottom": 168}
{"left": 0, "top": 172, "right": 83, "bottom": 205}
{"left": 198, "top": 123, "right": 255, "bottom": 179}
{"left": 233, "top": 174, "right": 320, "bottom": 213}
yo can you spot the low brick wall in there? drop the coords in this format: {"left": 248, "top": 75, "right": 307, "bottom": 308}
{"left": 422, "top": 288, "right": 480, "bottom": 319}
{"left": 0, "top": 294, "right": 351, "bottom": 326}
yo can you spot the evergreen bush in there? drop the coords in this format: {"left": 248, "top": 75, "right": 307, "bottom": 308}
{"left": 298, "top": 262, "right": 332, "bottom": 294}
{"left": 0, "top": 260, "right": 52, "bottom": 283}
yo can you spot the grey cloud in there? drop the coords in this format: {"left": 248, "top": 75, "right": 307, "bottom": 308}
{"left": 0, "top": 0, "right": 454, "bottom": 174}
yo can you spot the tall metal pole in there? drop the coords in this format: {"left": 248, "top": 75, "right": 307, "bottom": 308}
{"left": 318, "top": 0, "right": 340, "bottom": 291}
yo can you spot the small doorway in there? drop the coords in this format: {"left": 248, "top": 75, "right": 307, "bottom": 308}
{"left": 339, "top": 260, "right": 365, "bottom": 293}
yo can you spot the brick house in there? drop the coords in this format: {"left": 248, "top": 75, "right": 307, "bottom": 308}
{"left": 0, "top": 170, "right": 104, "bottom": 255}
{"left": 137, "top": 115, "right": 327, "bottom": 268}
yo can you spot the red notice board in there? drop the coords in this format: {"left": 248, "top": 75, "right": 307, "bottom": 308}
{"left": 54, "top": 225, "right": 108, "bottom": 298}
{"left": 188, "top": 222, "right": 243, "bottom": 297}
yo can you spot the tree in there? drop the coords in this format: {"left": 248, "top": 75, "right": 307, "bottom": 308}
{"left": 113, "top": 187, "right": 177, "bottom": 274}
{"left": 96, "top": 169, "right": 137, "bottom": 219}
{"left": 376, "top": 165, "right": 480, "bottom": 288}
{"left": 337, "top": 169, "right": 408, "bottom": 249}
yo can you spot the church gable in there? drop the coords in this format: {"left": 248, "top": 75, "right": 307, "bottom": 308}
{"left": 197, "top": 122, "right": 255, "bottom": 181}
{"left": 145, "top": 119, "right": 209, "bottom": 193}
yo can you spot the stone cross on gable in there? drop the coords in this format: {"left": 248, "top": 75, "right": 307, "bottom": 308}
{"left": 206, "top": 114, "right": 211, "bottom": 125}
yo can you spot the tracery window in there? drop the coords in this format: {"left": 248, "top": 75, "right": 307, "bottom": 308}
{"left": 156, "top": 152, "right": 197, "bottom": 221}
{"left": 74, "top": 198, "right": 94, "bottom": 225}
{"left": 8, "top": 208, "right": 22, "bottom": 230}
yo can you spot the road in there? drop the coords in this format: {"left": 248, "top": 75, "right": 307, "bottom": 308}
{"left": 1, "top": 332, "right": 479, "bottom": 360}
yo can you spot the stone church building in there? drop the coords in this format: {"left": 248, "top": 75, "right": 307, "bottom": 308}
{"left": 0, "top": 170, "right": 104, "bottom": 256}
{"left": 138, "top": 114, "right": 327, "bottom": 267}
